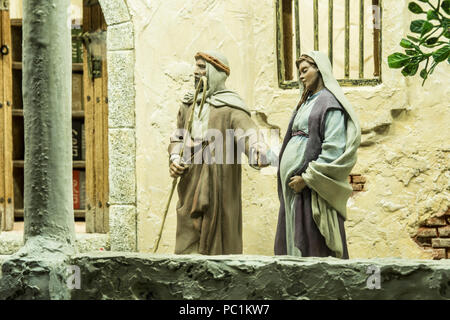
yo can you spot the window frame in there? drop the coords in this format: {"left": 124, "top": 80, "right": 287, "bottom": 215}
{"left": 275, "top": 0, "right": 383, "bottom": 89}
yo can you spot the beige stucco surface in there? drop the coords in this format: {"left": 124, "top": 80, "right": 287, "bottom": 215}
{"left": 10, "top": 0, "right": 449, "bottom": 258}
{"left": 129, "top": 0, "right": 449, "bottom": 258}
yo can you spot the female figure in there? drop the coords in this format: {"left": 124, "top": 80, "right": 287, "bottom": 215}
{"left": 273, "top": 51, "right": 361, "bottom": 258}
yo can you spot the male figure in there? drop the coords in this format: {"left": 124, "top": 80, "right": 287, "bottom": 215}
{"left": 168, "top": 51, "right": 266, "bottom": 255}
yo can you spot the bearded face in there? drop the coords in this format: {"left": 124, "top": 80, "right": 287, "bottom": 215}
{"left": 194, "top": 58, "right": 207, "bottom": 90}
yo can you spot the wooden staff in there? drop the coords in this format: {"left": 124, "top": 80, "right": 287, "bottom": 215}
{"left": 153, "top": 76, "right": 208, "bottom": 253}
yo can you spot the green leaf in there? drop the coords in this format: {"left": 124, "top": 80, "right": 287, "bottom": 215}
{"left": 442, "top": 0, "right": 450, "bottom": 15}
{"left": 402, "top": 62, "right": 419, "bottom": 76}
{"left": 407, "top": 35, "right": 421, "bottom": 43}
{"left": 388, "top": 52, "right": 412, "bottom": 68}
{"left": 426, "top": 10, "right": 439, "bottom": 21}
{"left": 408, "top": 2, "right": 424, "bottom": 14}
{"left": 426, "top": 37, "right": 439, "bottom": 45}
{"left": 432, "top": 45, "right": 450, "bottom": 62}
{"left": 421, "top": 21, "right": 434, "bottom": 36}
{"left": 419, "top": 69, "right": 428, "bottom": 79}
{"left": 405, "top": 49, "right": 417, "bottom": 55}
{"left": 400, "top": 38, "right": 414, "bottom": 48}
{"left": 444, "top": 29, "right": 450, "bottom": 39}
{"left": 417, "top": 0, "right": 428, "bottom": 2}
{"left": 410, "top": 20, "right": 432, "bottom": 34}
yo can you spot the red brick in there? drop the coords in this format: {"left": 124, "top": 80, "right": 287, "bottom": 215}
{"left": 431, "top": 248, "right": 446, "bottom": 260}
{"left": 352, "top": 184, "right": 364, "bottom": 191}
{"left": 352, "top": 175, "right": 366, "bottom": 184}
{"left": 416, "top": 227, "right": 437, "bottom": 238}
{"left": 438, "top": 225, "right": 450, "bottom": 237}
{"left": 432, "top": 238, "right": 450, "bottom": 248}
{"left": 421, "top": 217, "right": 447, "bottom": 227}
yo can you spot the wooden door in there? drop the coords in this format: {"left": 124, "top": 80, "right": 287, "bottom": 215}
{"left": 83, "top": 0, "right": 109, "bottom": 233}
{"left": 0, "top": 5, "right": 14, "bottom": 231}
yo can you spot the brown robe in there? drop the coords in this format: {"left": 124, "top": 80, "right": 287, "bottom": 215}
{"left": 168, "top": 101, "right": 259, "bottom": 255}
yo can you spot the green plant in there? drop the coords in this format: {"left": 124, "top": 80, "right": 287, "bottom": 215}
{"left": 388, "top": 0, "right": 450, "bottom": 85}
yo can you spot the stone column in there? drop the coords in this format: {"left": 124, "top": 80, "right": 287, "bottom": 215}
{"left": 0, "top": 0, "right": 75, "bottom": 299}
{"left": 22, "top": 0, "right": 75, "bottom": 247}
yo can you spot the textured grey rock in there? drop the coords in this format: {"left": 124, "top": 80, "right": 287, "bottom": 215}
{"left": 0, "top": 255, "right": 9, "bottom": 278}
{"left": 109, "top": 129, "right": 136, "bottom": 205}
{"left": 109, "top": 129, "right": 136, "bottom": 168}
{"left": 99, "top": 0, "right": 131, "bottom": 26}
{"left": 75, "top": 234, "right": 110, "bottom": 253}
{"left": 109, "top": 205, "right": 137, "bottom": 252}
{"left": 0, "top": 238, "right": 74, "bottom": 299}
{"left": 109, "top": 167, "right": 136, "bottom": 204}
{"left": 107, "top": 22, "right": 134, "bottom": 51}
{"left": 68, "top": 253, "right": 450, "bottom": 300}
{"left": 0, "top": 232, "right": 110, "bottom": 255}
{"left": 107, "top": 50, "right": 135, "bottom": 128}
{"left": 0, "top": 232, "right": 23, "bottom": 255}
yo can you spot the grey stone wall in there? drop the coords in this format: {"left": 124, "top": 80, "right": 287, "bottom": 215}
{"left": 66, "top": 253, "right": 450, "bottom": 300}
{"left": 98, "top": 0, "right": 137, "bottom": 251}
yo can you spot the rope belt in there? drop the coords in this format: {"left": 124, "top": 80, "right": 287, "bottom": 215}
{"left": 291, "top": 130, "right": 309, "bottom": 138}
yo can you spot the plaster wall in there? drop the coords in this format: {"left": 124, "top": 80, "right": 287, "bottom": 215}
{"left": 8, "top": 0, "right": 449, "bottom": 258}
{"left": 129, "top": 0, "right": 449, "bottom": 258}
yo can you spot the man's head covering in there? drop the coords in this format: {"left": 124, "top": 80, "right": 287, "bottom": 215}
{"left": 195, "top": 52, "right": 230, "bottom": 76}
{"left": 195, "top": 50, "right": 229, "bottom": 99}
{"left": 182, "top": 51, "right": 250, "bottom": 115}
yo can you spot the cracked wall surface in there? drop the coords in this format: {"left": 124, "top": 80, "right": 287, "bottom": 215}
{"left": 130, "top": 0, "right": 449, "bottom": 258}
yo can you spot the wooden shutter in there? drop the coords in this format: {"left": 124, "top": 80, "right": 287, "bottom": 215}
{"left": 0, "top": 6, "right": 14, "bottom": 231}
{"left": 83, "top": 1, "right": 109, "bottom": 233}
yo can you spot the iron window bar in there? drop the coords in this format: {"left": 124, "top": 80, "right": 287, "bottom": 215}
{"left": 276, "top": 0, "right": 382, "bottom": 89}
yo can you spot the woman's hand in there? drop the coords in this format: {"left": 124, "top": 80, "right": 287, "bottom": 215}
{"left": 288, "top": 175, "right": 306, "bottom": 193}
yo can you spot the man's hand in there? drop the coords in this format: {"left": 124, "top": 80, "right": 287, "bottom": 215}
{"left": 169, "top": 158, "right": 188, "bottom": 178}
{"left": 288, "top": 175, "right": 306, "bottom": 193}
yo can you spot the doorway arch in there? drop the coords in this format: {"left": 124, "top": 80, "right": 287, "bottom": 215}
{"left": 98, "top": 0, "right": 137, "bottom": 251}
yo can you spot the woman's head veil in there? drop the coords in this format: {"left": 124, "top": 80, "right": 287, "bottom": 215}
{"left": 298, "top": 51, "right": 361, "bottom": 152}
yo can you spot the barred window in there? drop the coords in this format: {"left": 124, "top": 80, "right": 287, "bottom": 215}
{"left": 276, "top": 0, "right": 382, "bottom": 89}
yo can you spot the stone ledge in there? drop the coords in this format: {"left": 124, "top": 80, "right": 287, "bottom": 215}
{"left": 68, "top": 253, "right": 450, "bottom": 300}
{"left": 0, "top": 232, "right": 110, "bottom": 255}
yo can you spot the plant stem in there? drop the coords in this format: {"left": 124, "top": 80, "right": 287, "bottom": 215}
{"left": 427, "top": 0, "right": 446, "bottom": 21}
{"left": 420, "top": 26, "right": 443, "bottom": 45}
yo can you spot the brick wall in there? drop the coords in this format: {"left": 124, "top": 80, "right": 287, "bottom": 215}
{"left": 349, "top": 174, "right": 366, "bottom": 195}
{"left": 413, "top": 208, "right": 450, "bottom": 260}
